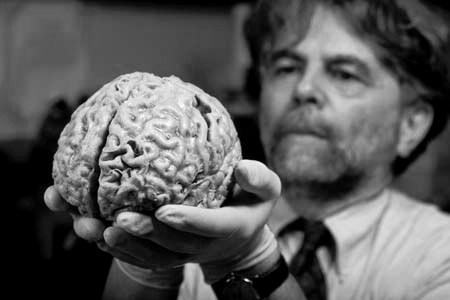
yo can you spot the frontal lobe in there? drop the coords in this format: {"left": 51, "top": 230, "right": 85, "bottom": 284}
{"left": 52, "top": 72, "right": 241, "bottom": 221}
{"left": 52, "top": 72, "right": 162, "bottom": 216}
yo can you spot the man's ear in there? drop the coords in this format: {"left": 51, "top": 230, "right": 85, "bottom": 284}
{"left": 397, "top": 102, "right": 433, "bottom": 158}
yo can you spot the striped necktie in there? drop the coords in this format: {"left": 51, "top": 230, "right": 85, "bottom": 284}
{"left": 278, "top": 218, "right": 333, "bottom": 300}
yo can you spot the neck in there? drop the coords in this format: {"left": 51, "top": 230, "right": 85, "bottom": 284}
{"left": 282, "top": 172, "right": 393, "bottom": 220}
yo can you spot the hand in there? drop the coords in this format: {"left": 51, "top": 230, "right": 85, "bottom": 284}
{"left": 44, "top": 159, "right": 282, "bottom": 280}
{"left": 44, "top": 185, "right": 186, "bottom": 290}
{"left": 43, "top": 184, "right": 186, "bottom": 267}
{"left": 106, "top": 159, "right": 282, "bottom": 281}
{"left": 44, "top": 186, "right": 106, "bottom": 242}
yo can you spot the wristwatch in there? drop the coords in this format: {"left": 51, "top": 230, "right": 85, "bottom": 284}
{"left": 212, "top": 257, "right": 289, "bottom": 300}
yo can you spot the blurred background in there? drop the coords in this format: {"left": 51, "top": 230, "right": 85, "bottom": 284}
{"left": 1, "top": 0, "right": 449, "bottom": 298}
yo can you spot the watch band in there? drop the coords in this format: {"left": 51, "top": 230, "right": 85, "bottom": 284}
{"left": 212, "top": 256, "right": 289, "bottom": 300}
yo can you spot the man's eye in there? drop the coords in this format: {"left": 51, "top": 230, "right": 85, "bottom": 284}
{"left": 274, "top": 65, "right": 298, "bottom": 75}
{"left": 330, "top": 69, "right": 360, "bottom": 81}
{"left": 267, "top": 59, "right": 302, "bottom": 77}
{"left": 327, "top": 67, "right": 368, "bottom": 96}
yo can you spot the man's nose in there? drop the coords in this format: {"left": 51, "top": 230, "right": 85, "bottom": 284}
{"left": 293, "top": 72, "right": 325, "bottom": 108}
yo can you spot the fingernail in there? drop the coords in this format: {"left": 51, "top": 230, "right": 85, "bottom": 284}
{"left": 97, "top": 241, "right": 108, "bottom": 251}
{"left": 104, "top": 227, "right": 125, "bottom": 247}
{"left": 236, "top": 162, "right": 249, "bottom": 178}
{"left": 235, "top": 163, "right": 252, "bottom": 187}
{"left": 116, "top": 212, "right": 153, "bottom": 235}
{"left": 155, "top": 206, "right": 181, "bottom": 226}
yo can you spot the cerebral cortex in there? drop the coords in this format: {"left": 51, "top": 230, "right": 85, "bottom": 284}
{"left": 52, "top": 72, "right": 242, "bottom": 221}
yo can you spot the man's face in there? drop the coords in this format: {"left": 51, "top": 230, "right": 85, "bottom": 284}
{"left": 259, "top": 6, "right": 407, "bottom": 192}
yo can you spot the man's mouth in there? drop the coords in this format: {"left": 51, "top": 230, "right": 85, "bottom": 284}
{"left": 276, "top": 126, "right": 327, "bottom": 140}
{"left": 271, "top": 131, "right": 328, "bottom": 153}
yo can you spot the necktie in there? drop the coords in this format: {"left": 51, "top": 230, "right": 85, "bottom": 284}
{"left": 278, "top": 218, "right": 333, "bottom": 300}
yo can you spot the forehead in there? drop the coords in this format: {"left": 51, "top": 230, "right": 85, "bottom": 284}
{"left": 270, "top": 5, "right": 384, "bottom": 69}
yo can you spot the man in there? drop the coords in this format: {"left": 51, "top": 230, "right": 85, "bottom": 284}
{"left": 44, "top": 0, "right": 450, "bottom": 299}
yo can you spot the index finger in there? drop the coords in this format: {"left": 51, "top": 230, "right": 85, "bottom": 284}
{"left": 234, "top": 160, "right": 281, "bottom": 201}
{"left": 44, "top": 185, "right": 71, "bottom": 212}
{"left": 44, "top": 185, "right": 79, "bottom": 216}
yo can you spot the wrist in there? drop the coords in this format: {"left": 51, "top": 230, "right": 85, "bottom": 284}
{"left": 234, "top": 246, "right": 281, "bottom": 278}
{"left": 201, "top": 225, "right": 278, "bottom": 284}
{"left": 212, "top": 255, "right": 289, "bottom": 300}
{"left": 115, "top": 258, "right": 184, "bottom": 290}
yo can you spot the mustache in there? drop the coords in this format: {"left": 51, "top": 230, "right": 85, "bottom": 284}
{"left": 273, "top": 109, "right": 332, "bottom": 140}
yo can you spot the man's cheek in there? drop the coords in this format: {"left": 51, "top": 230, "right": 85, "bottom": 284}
{"left": 347, "top": 112, "right": 399, "bottom": 161}
{"left": 259, "top": 106, "right": 277, "bottom": 140}
{"left": 258, "top": 113, "right": 272, "bottom": 152}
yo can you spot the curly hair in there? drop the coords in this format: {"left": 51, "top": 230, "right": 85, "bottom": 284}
{"left": 244, "top": 0, "right": 450, "bottom": 175}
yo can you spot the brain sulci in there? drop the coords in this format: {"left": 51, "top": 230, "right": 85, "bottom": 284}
{"left": 52, "top": 72, "right": 242, "bottom": 221}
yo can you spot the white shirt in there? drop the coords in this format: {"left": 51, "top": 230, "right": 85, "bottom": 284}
{"left": 178, "top": 188, "right": 450, "bottom": 300}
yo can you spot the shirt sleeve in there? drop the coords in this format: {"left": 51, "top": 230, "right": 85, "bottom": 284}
{"left": 178, "top": 263, "right": 217, "bottom": 300}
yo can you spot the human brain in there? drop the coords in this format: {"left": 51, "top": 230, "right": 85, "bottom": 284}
{"left": 52, "top": 72, "right": 242, "bottom": 221}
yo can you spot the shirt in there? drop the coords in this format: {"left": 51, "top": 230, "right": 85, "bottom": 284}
{"left": 178, "top": 188, "right": 450, "bottom": 300}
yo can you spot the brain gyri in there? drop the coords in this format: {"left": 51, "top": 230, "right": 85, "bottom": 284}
{"left": 52, "top": 72, "right": 242, "bottom": 221}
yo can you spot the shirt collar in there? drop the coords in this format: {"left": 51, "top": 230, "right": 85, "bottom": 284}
{"left": 269, "top": 188, "right": 392, "bottom": 276}
{"left": 268, "top": 196, "right": 300, "bottom": 236}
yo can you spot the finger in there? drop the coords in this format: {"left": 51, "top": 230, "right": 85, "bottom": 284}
{"left": 97, "top": 241, "right": 150, "bottom": 269}
{"left": 73, "top": 216, "right": 105, "bottom": 242}
{"left": 155, "top": 204, "right": 254, "bottom": 238}
{"left": 155, "top": 160, "right": 280, "bottom": 238}
{"left": 234, "top": 160, "right": 281, "bottom": 201}
{"left": 44, "top": 185, "right": 71, "bottom": 212}
{"left": 116, "top": 212, "right": 212, "bottom": 254}
{"left": 44, "top": 185, "right": 79, "bottom": 215}
{"left": 103, "top": 226, "right": 189, "bottom": 267}
{"left": 115, "top": 212, "right": 153, "bottom": 235}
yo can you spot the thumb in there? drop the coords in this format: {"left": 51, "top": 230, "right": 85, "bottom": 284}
{"left": 234, "top": 160, "right": 281, "bottom": 201}
{"left": 155, "top": 204, "right": 240, "bottom": 238}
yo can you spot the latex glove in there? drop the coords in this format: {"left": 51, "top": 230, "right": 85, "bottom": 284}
{"left": 109, "top": 159, "right": 282, "bottom": 282}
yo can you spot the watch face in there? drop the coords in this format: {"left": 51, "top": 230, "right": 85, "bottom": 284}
{"left": 220, "top": 278, "right": 261, "bottom": 300}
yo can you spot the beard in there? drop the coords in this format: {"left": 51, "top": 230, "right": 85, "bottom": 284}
{"left": 267, "top": 114, "right": 363, "bottom": 202}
